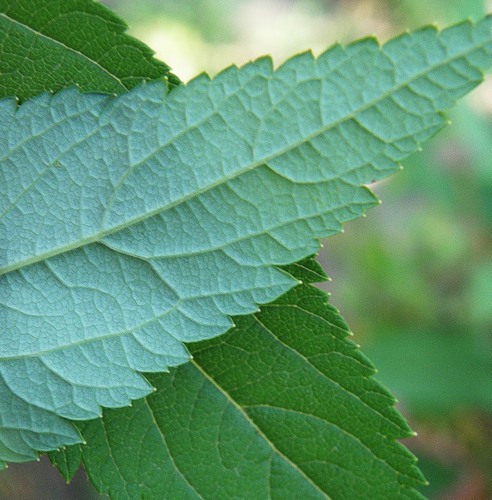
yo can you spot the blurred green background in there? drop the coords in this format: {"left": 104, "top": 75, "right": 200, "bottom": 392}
{"left": 1, "top": 1, "right": 490, "bottom": 498}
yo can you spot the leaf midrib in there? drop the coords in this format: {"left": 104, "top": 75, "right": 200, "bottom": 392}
{"left": 0, "top": 35, "right": 486, "bottom": 276}
{"left": 189, "top": 360, "right": 330, "bottom": 499}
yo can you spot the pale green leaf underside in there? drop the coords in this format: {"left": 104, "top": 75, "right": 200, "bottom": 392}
{"left": 1, "top": 18, "right": 491, "bottom": 462}
{"left": 0, "top": 378, "right": 80, "bottom": 463}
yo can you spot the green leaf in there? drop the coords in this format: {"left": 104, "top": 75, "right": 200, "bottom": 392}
{"left": 0, "top": 0, "right": 179, "bottom": 102}
{"left": 68, "top": 259, "right": 425, "bottom": 499}
{"left": 49, "top": 442, "right": 82, "bottom": 482}
{"left": 2, "top": 17, "right": 492, "bottom": 463}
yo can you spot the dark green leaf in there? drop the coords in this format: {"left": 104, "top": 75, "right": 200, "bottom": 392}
{"left": 0, "top": 0, "right": 179, "bottom": 101}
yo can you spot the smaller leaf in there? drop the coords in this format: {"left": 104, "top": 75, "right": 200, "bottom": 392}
{"left": 281, "top": 256, "right": 329, "bottom": 283}
{"left": 49, "top": 443, "right": 82, "bottom": 482}
{"left": 0, "top": 0, "right": 179, "bottom": 101}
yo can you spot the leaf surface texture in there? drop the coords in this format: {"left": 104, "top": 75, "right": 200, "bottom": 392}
{"left": 1, "top": 17, "right": 491, "bottom": 463}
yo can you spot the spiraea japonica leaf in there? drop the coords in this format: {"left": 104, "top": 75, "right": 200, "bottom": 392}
{"left": 0, "top": 0, "right": 179, "bottom": 101}
{"left": 54, "top": 258, "right": 426, "bottom": 499}
{"left": 1, "top": 16, "right": 492, "bottom": 464}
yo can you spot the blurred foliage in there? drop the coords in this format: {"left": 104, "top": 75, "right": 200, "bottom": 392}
{"left": 365, "top": 331, "right": 491, "bottom": 414}
{"left": 413, "top": 455, "right": 460, "bottom": 499}
{"left": 1, "top": 0, "right": 490, "bottom": 498}
{"left": 104, "top": 0, "right": 238, "bottom": 42}
{"left": 387, "top": 0, "right": 487, "bottom": 25}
